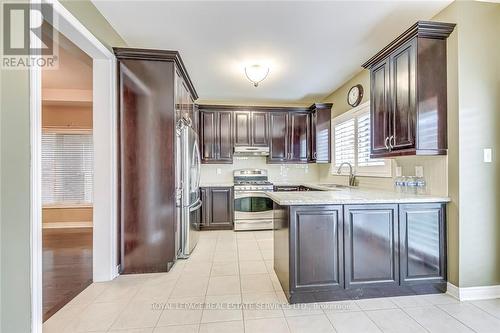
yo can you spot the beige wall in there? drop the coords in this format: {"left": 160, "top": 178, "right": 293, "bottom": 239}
{"left": 0, "top": 60, "right": 32, "bottom": 333}
{"left": 434, "top": 0, "right": 500, "bottom": 288}
{"left": 0, "top": 1, "right": 125, "bottom": 331}
{"left": 432, "top": 0, "right": 460, "bottom": 287}
{"left": 42, "top": 104, "right": 93, "bottom": 129}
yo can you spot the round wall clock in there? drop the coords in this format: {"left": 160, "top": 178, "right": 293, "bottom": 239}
{"left": 347, "top": 84, "right": 364, "bottom": 107}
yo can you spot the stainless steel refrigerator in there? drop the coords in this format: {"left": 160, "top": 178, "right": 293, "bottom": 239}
{"left": 176, "top": 120, "right": 201, "bottom": 258}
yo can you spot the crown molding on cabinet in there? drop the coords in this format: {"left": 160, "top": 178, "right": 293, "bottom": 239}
{"left": 113, "top": 47, "right": 198, "bottom": 99}
{"left": 362, "top": 21, "right": 456, "bottom": 68}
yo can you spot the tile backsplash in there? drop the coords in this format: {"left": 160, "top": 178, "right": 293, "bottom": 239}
{"left": 200, "top": 155, "right": 448, "bottom": 196}
{"left": 200, "top": 157, "right": 320, "bottom": 184}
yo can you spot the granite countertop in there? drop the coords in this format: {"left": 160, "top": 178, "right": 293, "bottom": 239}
{"left": 266, "top": 187, "right": 450, "bottom": 205}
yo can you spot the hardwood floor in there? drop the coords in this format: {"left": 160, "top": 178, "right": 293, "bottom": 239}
{"left": 43, "top": 227, "right": 93, "bottom": 322}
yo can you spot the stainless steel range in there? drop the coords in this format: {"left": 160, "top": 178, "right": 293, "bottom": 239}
{"left": 233, "top": 169, "right": 274, "bottom": 231}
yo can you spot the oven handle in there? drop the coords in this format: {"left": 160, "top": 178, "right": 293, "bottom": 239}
{"left": 234, "top": 192, "right": 273, "bottom": 199}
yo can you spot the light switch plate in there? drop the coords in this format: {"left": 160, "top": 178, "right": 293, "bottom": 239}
{"left": 415, "top": 166, "right": 424, "bottom": 177}
{"left": 216, "top": 168, "right": 222, "bottom": 175}
{"left": 395, "top": 166, "right": 402, "bottom": 177}
{"left": 484, "top": 148, "right": 492, "bottom": 163}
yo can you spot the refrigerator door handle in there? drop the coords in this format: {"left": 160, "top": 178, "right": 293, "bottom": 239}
{"left": 189, "top": 198, "right": 202, "bottom": 212}
{"left": 193, "top": 139, "right": 201, "bottom": 189}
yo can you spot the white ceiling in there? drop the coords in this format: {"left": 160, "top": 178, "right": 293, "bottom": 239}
{"left": 93, "top": 0, "right": 452, "bottom": 104}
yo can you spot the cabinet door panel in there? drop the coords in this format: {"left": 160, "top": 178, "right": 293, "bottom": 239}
{"left": 119, "top": 59, "right": 175, "bottom": 273}
{"left": 218, "top": 112, "right": 233, "bottom": 162}
{"left": 391, "top": 39, "right": 416, "bottom": 149}
{"left": 344, "top": 205, "right": 399, "bottom": 288}
{"left": 290, "top": 206, "right": 343, "bottom": 291}
{"left": 371, "top": 59, "right": 390, "bottom": 155}
{"left": 200, "top": 188, "right": 210, "bottom": 226}
{"left": 210, "top": 188, "right": 233, "bottom": 226}
{"left": 269, "top": 112, "right": 288, "bottom": 162}
{"left": 315, "top": 107, "right": 331, "bottom": 163}
{"left": 289, "top": 112, "right": 310, "bottom": 162}
{"left": 310, "top": 112, "right": 317, "bottom": 161}
{"left": 233, "top": 112, "right": 251, "bottom": 146}
{"left": 200, "top": 111, "right": 217, "bottom": 162}
{"left": 399, "top": 204, "right": 445, "bottom": 283}
{"left": 251, "top": 111, "right": 269, "bottom": 146}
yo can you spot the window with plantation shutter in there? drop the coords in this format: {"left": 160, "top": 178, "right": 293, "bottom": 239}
{"left": 357, "top": 112, "right": 385, "bottom": 167}
{"left": 334, "top": 118, "right": 355, "bottom": 167}
{"left": 42, "top": 132, "right": 93, "bottom": 206}
{"left": 332, "top": 102, "right": 391, "bottom": 177}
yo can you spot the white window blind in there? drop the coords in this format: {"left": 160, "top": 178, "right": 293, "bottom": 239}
{"left": 316, "top": 127, "right": 329, "bottom": 161}
{"left": 332, "top": 102, "right": 391, "bottom": 177}
{"left": 357, "top": 112, "right": 384, "bottom": 167}
{"left": 334, "top": 118, "right": 355, "bottom": 167}
{"left": 42, "top": 132, "right": 93, "bottom": 205}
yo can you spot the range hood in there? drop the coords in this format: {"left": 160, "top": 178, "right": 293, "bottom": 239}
{"left": 234, "top": 146, "right": 270, "bottom": 156}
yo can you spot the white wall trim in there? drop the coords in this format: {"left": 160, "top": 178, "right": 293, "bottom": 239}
{"left": 447, "top": 282, "right": 500, "bottom": 301}
{"left": 92, "top": 57, "right": 118, "bottom": 282}
{"left": 446, "top": 282, "right": 460, "bottom": 299}
{"left": 29, "top": 8, "right": 43, "bottom": 332}
{"left": 30, "top": 0, "right": 117, "bottom": 332}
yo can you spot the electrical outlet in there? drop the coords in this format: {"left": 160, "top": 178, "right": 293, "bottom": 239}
{"left": 484, "top": 148, "right": 492, "bottom": 163}
{"left": 216, "top": 168, "right": 222, "bottom": 175}
{"left": 415, "top": 166, "right": 424, "bottom": 177}
{"left": 395, "top": 166, "right": 402, "bottom": 177}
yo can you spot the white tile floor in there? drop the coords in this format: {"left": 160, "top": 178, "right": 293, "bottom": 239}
{"left": 44, "top": 230, "right": 500, "bottom": 333}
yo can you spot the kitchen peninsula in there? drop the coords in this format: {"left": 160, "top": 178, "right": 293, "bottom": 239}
{"left": 269, "top": 187, "right": 450, "bottom": 303}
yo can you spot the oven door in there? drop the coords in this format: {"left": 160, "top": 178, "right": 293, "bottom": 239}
{"left": 234, "top": 192, "right": 274, "bottom": 220}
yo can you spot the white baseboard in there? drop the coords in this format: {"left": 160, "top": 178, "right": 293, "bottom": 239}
{"left": 447, "top": 282, "right": 500, "bottom": 301}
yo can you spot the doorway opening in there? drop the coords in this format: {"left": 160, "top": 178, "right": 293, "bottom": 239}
{"left": 41, "top": 23, "right": 94, "bottom": 321}
{"left": 30, "top": 2, "right": 117, "bottom": 331}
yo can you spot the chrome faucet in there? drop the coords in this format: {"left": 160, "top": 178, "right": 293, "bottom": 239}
{"left": 336, "top": 162, "right": 356, "bottom": 186}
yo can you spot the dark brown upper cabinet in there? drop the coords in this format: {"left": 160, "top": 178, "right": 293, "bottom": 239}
{"left": 199, "top": 109, "right": 233, "bottom": 163}
{"left": 114, "top": 48, "right": 198, "bottom": 274}
{"left": 269, "top": 109, "right": 314, "bottom": 163}
{"left": 251, "top": 111, "right": 269, "bottom": 146}
{"left": 288, "top": 112, "right": 310, "bottom": 162}
{"left": 233, "top": 111, "right": 269, "bottom": 147}
{"left": 233, "top": 111, "right": 251, "bottom": 146}
{"left": 268, "top": 112, "right": 289, "bottom": 162}
{"left": 363, "top": 21, "right": 455, "bottom": 158}
{"left": 198, "top": 104, "right": 328, "bottom": 164}
{"left": 310, "top": 103, "right": 333, "bottom": 163}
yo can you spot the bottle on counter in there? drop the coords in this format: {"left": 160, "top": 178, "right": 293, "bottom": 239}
{"left": 415, "top": 177, "right": 427, "bottom": 195}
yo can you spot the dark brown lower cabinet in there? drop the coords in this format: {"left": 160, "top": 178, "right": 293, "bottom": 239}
{"left": 344, "top": 204, "right": 399, "bottom": 289}
{"left": 200, "top": 187, "right": 234, "bottom": 230}
{"left": 289, "top": 206, "right": 344, "bottom": 302}
{"left": 399, "top": 203, "right": 446, "bottom": 285}
{"left": 274, "top": 202, "right": 447, "bottom": 303}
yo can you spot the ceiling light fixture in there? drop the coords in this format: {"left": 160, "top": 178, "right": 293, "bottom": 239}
{"left": 244, "top": 64, "right": 270, "bottom": 87}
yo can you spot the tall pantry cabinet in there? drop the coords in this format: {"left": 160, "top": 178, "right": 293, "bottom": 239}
{"left": 115, "top": 48, "right": 198, "bottom": 273}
